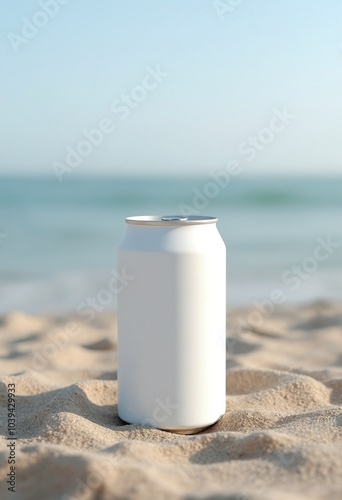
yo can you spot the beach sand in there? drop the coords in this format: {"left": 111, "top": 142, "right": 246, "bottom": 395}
{"left": 1, "top": 302, "right": 342, "bottom": 499}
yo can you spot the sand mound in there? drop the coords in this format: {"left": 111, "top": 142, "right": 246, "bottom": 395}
{"left": 1, "top": 304, "right": 342, "bottom": 499}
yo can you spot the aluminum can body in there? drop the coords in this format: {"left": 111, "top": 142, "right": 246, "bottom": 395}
{"left": 117, "top": 215, "right": 226, "bottom": 433}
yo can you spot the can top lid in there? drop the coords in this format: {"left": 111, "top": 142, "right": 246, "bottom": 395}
{"left": 125, "top": 215, "right": 218, "bottom": 226}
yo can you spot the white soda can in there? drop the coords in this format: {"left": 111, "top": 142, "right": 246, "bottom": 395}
{"left": 117, "top": 215, "right": 226, "bottom": 433}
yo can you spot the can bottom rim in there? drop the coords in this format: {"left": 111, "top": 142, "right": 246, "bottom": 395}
{"left": 118, "top": 413, "right": 225, "bottom": 435}
{"left": 162, "top": 413, "right": 225, "bottom": 435}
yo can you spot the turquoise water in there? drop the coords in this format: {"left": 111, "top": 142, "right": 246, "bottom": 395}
{"left": 1, "top": 175, "right": 341, "bottom": 313}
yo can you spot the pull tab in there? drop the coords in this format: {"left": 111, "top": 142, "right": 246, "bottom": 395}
{"left": 161, "top": 217, "right": 188, "bottom": 222}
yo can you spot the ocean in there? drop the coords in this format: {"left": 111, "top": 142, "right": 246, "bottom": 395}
{"left": 1, "top": 175, "right": 341, "bottom": 314}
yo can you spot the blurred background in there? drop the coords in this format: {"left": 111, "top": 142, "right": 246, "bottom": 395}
{"left": 1, "top": 0, "right": 342, "bottom": 313}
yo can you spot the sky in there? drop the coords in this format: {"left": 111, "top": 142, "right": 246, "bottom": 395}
{"left": 1, "top": 0, "right": 342, "bottom": 177}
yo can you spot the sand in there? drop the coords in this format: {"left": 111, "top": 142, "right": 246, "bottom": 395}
{"left": 1, "top": 302, "right": 342, "bottom": 499}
